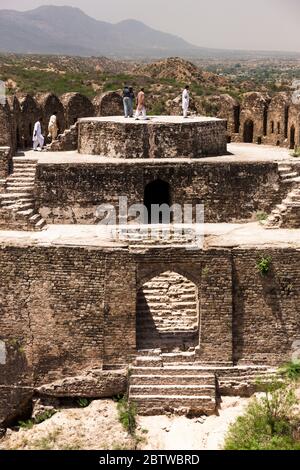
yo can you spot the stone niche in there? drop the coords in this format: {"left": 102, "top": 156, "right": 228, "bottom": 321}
{"left": 78, "top": 116, "right": 227, "bottom": 158}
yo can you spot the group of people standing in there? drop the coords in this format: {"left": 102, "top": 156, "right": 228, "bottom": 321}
{"left": 32, "top": 112, "right": 58, "bottom": 151}
{"left": 123, "top": 85, "right": 190, "bottom": 120}
{"left": 33, "top": 85, "right": 191, "bottom": 150}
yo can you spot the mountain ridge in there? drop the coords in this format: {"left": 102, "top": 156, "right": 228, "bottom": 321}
{"left": 0, "top": 5, "right": 201, "bottom": 58}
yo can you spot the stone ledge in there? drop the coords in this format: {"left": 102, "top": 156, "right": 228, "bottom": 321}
{"left": 35, "top": 369, "right": 127, "bottom": 398}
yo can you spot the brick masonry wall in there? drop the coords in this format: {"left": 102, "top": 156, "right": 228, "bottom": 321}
{"left": 135, "top": 248, "right": 234, "bottom": 363}
{"left": 0, "top": 243, "right": 299, "bottom": 424}
{"left": 36, "top": 161, "right": 290, "bottom": 224}
{"left": 78, "top": 119, "right": 227, "bottom": 158}
{"left": 232, "top": 248, "right": 300, "bottom": 365}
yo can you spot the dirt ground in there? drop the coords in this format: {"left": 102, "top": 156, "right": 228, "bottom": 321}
{"left": 0, "top": 397, "right": 249, "bottom": 451}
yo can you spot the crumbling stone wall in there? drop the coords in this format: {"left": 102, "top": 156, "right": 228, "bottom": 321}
{"left": 200, "top": 94, "right": 240, "bottom": 142}
{"left": 239, "top": 92, "right": 270, "bottom": 144}
{"left": 265, "top": 93, "right": 290, "bottom": 147}
{"left": 0, "top": 244, "right": 136, "bottom": 424}
{"left": 287, "top": 103, "right": 300, "bottom": 149}
{"left": 7, "top": 95, "right": 21, "bottom": 152}
{"left": 60, "top": 92, "right": 94, "bottom": 128}
{"left": 35, "top": 161, "right": 290, "bottom": 224}
{"left": 93, "top": 92, "right": 123, "bottom": 117}
{"left": 0, "top": 102, "right": 12, "bottom": 148}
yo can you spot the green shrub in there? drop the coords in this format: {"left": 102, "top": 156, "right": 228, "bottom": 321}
{"left": 279, "top": 361, "right": 300, "bottom": 382}
{"left": 291, "top": 146, "right": 300, "bottom": 158}
{"left": 224, "top": 379, "right": 300, "bottom": 450}
{"left": 257, "top": 255, "right": 272, "bottom": 275}
{"left": 117, "top": 396, "right": 137, "bottom": 436}
{"left": 256, "top": 211, "right": 268, "bottom": 222}
{"left": 77, "top": 398, "right": 91, "bottom": 408}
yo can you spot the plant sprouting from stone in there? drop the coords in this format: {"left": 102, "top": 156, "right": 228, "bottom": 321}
{"left": 257, "top": 256, "right": 272, "bottom": 275}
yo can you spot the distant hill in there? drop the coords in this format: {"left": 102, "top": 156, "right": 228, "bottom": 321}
{"left": 0, "top": 5, "right": 205, "bottom": 59}
{"left": 134, "top": 57, "right": 228, "bottom": 87}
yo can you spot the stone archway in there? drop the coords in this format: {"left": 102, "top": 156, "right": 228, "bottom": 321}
{"left": 136, "top": 271, "right": 199, "bottom": 351}
{"left": 243, "top": 119, "right": 254, "bottom": 143}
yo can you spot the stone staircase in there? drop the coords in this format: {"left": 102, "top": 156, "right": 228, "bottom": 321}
{"left": 264, "top": 162, "right": 300, "bottom": 228}
{"left": 47, "top": 123, "right": 78, "bottom": 151}
{"left": 116, "top": 225, "right": 202, "bottom": 248}
{"left": 129, "top": 352, "right": 217, "bottom": 416}
{"left": 0, "top": 157, "right": 47, "bottom": 231}
{"left": 128, "top": 351, "right": 276, "bottom": 416}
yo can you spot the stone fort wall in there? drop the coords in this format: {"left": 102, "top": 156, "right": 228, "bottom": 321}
{"left": 0, "top": 91, "right": 124, "bottom": 153}
{"left": 0, "top": 244, "right": 299, "bottom": 424}
{"left": 1, "top": 89, "right": 300, "bottom": 160}
{"left": 36, "top": 160, "right": 292, "bottom": 224}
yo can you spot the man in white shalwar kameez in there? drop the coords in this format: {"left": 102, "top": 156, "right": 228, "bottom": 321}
{"left": 32, "top": 118, "right": 44, "bottom": 151}
{"left": 182, "top": 85, "right": 190, "bottom": 118}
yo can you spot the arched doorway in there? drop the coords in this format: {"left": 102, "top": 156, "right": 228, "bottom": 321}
{"left": 136, "top": 271, "right": 199, "bottom": 351}
{"left": 290, "top": 125, "right": 295, "bottom": 149}
{"left": 144, "top": 179, "right": 171, "bottom": 224}
{"left": 243, "top": 120, "right": 254, "bottom": 143}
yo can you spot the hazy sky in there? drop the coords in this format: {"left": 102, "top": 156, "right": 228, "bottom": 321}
{"left": 0, "top": 0, "right": 300, "bottom": 52}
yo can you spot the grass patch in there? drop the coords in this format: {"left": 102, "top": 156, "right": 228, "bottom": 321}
{"left": 117, "top": 396, "right": 137, "bottom": 436}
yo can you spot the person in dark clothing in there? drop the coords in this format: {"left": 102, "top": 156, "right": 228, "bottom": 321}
{"left": 123, "top": 85, "right": 131, "bottom": 118}
{"left": 129, "top": 87, "right": 135, "bottom": 117}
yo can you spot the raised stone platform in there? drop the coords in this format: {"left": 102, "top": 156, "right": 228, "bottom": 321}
{"left": 78, "top": 116, "right": 227, "bottom": 158}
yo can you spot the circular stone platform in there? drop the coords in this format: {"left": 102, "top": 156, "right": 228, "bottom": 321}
{"left": 78, "top": 116, "right": 227, "bottom": 159}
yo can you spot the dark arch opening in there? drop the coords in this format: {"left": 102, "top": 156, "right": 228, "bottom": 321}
{"left": 284, "top": 106, "right": 289, "bottom": 138}
{"left": 16, "top": 127, "right": 21, "bottom": 149}
{"left": 234, "top": 105, "right": 240, "bottom": 133}
{"left": 144, "top": 179, "right": 171, "bottom": 224}
{"left": 243, "top": 120, "right": 254, "bottom": 143}
{"left": 27, "top": 123, "right": 32, "bottom": 148}
{"left": 271, "top": 121, "right": 274, "bottom": 133}
{"left": 290, "top": 125, "right": 295, "bottom": 149}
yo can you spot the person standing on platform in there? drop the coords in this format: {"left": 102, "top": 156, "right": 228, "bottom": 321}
{"left": 123, "top": 85, "right": 131, "bottom": 118}
{"left": 129, "top": 86, "right": 135, "bottom": 117}
{"left": 135, "top": 88, "right": 147, "bottom": 120}
{"left": 182, "top": 85, "right": 190, "bottom": 118}
{"left": 48, "top": 112, "right": 58, "bottom": 141}
{"left": 32, "top": 118, "right": 44, "bottom": 151}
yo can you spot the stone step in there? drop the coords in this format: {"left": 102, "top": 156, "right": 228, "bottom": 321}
{"left": 281, "top": 172, "right": 298, "bottom": 179}
{"left": 7, "top": 176, "right": 35, "bottom": 185}
{"left": 6, "top": 187, "right": 34, "bottom": 193}
{"left": 282, "top": 176, "right": 300, "bottom": 184}
{"left": 16, "top": 209, "right": 35, "bottom": 217}
{"left": 12, "top": 163, "right": 37, "bottom": 169}
{"left": 130, "top": 384, "right": 215, "bottom": 396}
{"left": 130, "top": 395, "right": 216, "bottom": 416}
{"left": 278, "top": 166, "right": 293, "bottom": 172}
{"left": 35, "top": 218, "right": 47, "bottom": 230}
{"left": 131, "top": 365, "right": 270, "bottom": 377}
{"left": 130, "top": 374, "right": 216, "bottom": 386}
